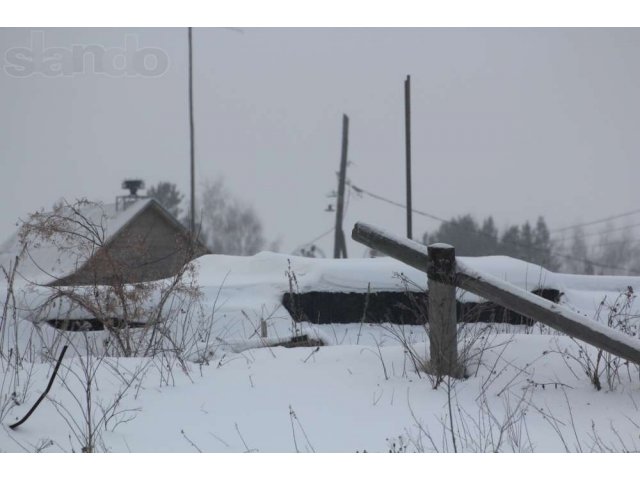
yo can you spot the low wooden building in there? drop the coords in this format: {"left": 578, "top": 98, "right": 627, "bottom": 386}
{"left": 0, "top": 198, "right": 209, "bottom": 286}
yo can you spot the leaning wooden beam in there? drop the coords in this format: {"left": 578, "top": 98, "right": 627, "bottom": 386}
{"left": 455, "top": 262, "right": 640, "bottom": 366}
{"left": 352, "top": 221, "right": 640, "bottom": 366}
{"left": 352, "top": 222, "right": 428, "bottom": 272}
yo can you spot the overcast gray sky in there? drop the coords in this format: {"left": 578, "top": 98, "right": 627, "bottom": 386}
{"left": 2, "top": 28, "right": 640, "bottom": 256}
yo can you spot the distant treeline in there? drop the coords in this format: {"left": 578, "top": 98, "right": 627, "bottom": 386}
{"left": 420, "top": 214, "right": 640, "bottom": 276}
{"left": 422, "top": 215, "right": 560, "bottom": 271}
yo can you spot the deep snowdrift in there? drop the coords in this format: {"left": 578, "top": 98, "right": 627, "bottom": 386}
{"left": 1, "top": 252, "right": 639, "bottom": 452}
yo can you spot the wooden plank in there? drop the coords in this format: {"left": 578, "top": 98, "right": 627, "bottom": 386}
{"left": 351, "top": 221, "right": 640, "bottom": 365}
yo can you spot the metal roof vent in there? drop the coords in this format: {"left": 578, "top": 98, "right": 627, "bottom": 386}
{"left": 122, "top": 179, "right": 145, "bottom": 196}
{"left": 117, "top": 179, "right": 148, "bottom": 211}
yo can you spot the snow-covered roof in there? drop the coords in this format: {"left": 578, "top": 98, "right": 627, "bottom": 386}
{"left": 7, "top": 250, "right": 640, "bottom": 332}
{"left": 0, "top": 198, "right": 155, "bottom": 285}
{"left": 192, "top": 251, "right": 640, "bottom": 311}
{"left": 193, "top": 252, "right": 560, "bottom": 295}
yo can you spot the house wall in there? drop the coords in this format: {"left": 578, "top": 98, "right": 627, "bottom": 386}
{"left": 50, "top": 207, "right": 203, "bottom": 286}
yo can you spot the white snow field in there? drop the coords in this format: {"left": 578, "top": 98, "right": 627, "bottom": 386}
{"left": 1, "top": 252, "right": 640, "bottom": 452}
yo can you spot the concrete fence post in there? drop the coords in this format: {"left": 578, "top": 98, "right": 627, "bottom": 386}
{"left": 427, "top": 243, "right": 460, "bottom": 378}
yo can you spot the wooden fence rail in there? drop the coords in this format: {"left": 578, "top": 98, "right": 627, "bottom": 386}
{"left": 352, "top": 222, "right": 640, "bottom": 375}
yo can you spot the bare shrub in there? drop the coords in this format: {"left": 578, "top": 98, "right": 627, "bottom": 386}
{"left": 551, "top": 288, "right": 640, "bottom": 392}
{"left": 284, "top": 259, "right": 303, "bottom": 338}
{"left": 48, "top": 334, "right": 148, "bottom": 452}
{"left": 16, "top": 198, "right": 205, "bottom": 363}
{"left": 401, "top": 360, "right": 535, "bottom": 453}
{"left": 0, "top": 254, "right": 38, "bottom": 425}
{"left": 378, "top": 272, "right": 543, "bottom": 452}
{"left": 381, "top": 272, "right": 501, "bottom": 388}
{"left": 3, "top": 199, "right": 222, "bottom": 450}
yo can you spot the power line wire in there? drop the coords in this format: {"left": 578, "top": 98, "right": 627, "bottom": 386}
{"left": 349, "top": 183, "right": 640, "bottom": 275}
{"left": 572, "top": 226, "right": 640, "bottom": 249}
{"left": 350, "top": 184, "right": 448, "bottom": 223}
{"left": 551, "top": 251, "right": 639, "bottom": 275}
{"left": 558, "top": 221, "right": 640, "bottom": 241}
{"left": 592, "top": 238, "right": 640, "bottom": 250}
{"left": 550, "top": 208, "right": 640, "bottom": 235}
{"left": 294, "top": 227, "right": 335, "bottom": 252}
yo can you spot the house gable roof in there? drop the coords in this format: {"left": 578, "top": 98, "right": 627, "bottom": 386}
{"left": 0, "top": 198, "right": 201, "bottom": 286}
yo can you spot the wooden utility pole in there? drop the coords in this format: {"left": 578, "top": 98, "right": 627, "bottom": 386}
{"left": 188, "top": 27, "right": 196, "bottom": 237}
{"left": 404, "top": 75, "right": 413, "bottom": 240}
{"left": 333, "top": 114, "right": 349, "bottom": 259}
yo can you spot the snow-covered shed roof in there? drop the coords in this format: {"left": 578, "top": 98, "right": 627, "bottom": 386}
{"left": 192, "top": 252, "right": 640, "bottom": 311}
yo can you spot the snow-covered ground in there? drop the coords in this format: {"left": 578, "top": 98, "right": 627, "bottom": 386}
{"left": 1, "top": 252, "right": 640, "bottom": 453}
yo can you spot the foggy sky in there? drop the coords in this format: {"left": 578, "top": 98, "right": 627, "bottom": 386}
{"left": 2, "top": 28, "right": 640, "bottom": 257}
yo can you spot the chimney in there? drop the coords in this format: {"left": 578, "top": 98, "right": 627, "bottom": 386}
{"left": 116, "top": 179, "right": 147, "bottom": 211}
{"left": 122, "top": 179, "right": 145, "bottom": 196}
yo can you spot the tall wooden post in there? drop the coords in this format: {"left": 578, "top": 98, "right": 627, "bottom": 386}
{"left": 404, "top": 75, "right": 413, "bottom": 240}
{"left": 188, "top": 27, "right": 196, "bottom": 237}
{"left": 334, "top": 114, "right": 349, "bottom": 259}
{"left": 427, "top": 243, "right": 460, "bottom": 377}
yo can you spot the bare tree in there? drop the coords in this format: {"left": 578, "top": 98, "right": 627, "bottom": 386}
{"left": 593, "top": 224, "right": 640, "bottom": 275}
{"left": 563, "top": 226, "right": 594, "bottom": 274}
{"left": 199, "top": 177, "right": 266, "bottom": 256}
